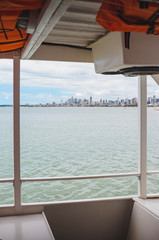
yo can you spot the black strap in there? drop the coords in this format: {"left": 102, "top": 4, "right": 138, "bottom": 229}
{"left": 117, "top": 9, "right": 159, "bottom": 34}
{"left": 124, "top": 32, "right": 130, "bottom": 49}
{"left": 0, "top": 39, "right": 24, "bottom": 45}
{"left": 146, "top": 9, "right": 159, "bottom": 34}
{"left": 0, "top": 14, "right": 24, "bottom": 40}
{"left": 0, "top": 47, "right": 23, "bottom": 53}
{"left": 0, "top": 15, "right": 8, "bottom": 40}
{"left": 139, "top": 2, "right": 149, "bottom": 9}
{"left": 16, "top": 26, "right": 23, "bottom": 39}
{"left": 117, "top": 10, "right": 147, "bottom": 26}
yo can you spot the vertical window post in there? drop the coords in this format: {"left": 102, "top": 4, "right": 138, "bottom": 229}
{"left": 138, "top": 75, "right": 147, "bottom": 199}
{"left": 13, "top": 50, "right": 21, "bottom": 212}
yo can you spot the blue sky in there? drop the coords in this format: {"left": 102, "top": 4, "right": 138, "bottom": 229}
{"left": 0, "top": 59, "right": 158, "bottom": 105}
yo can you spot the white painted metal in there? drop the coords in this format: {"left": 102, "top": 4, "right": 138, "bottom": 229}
{"left": 148, "top": 194, "right": 159, "bottom": 198}
{"left": 133, "top": 197, "right": 159, "bottom": 218}
{"left": 21, "top": 172, "right": 140, "bottom": 182}
{"left": 138, "top": 75, "right": 147, "bottom": 199}
{"left": 127, "top": 201, "right": 159, "bottom": 240}
{"left": 13, "top": 51, "right": 21, "bottom": 213}
{"left": 22, "top": 0, "right": 73, "bottom": 59}
{"left": 28, "top": 0, "right": 106, "bottom": 48}
{"left": 30, "top": 44, "right": 93, "bottom": 62}
{"left": 92, "top": 32, "right": 159, "bottom": 73}
{"left": 0, "top": 179, "right": 13, "bottom": 183}
{"left": 42, "top": 212, "right": 55, "bottom": 239}
{"left": 26, "top": 10, "right": 38, "bottom": 34}
{"left": 22, "top": 196, "right": 135, "bottom": 208}
{"left": 92, "top": 32, "right": 124, "bottom": 73}
{"left": 0, "top": 214, "right": 55, "bottom": 240}
{"left": 147, "top": 171, "right": 159, "bottom": 175}
{"left": 0, "top": 205, "right": 44, "bottom": 217}
{"left": 2, "top": 171, "right": 159, "bottom": 184}
{"left": 0, "top": 196, "right": 134, "bottom": 217}
{"left": 22, "top": 0, "right": 62, "bottom": 59}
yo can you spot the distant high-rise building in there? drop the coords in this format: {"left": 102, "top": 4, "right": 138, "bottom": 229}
{"left": 115, "top": 100, "right": 119, "bottom": 105}
{"left": 90, "top": 96, "right": 92, "bottom": 104}
{"left": 147, "top": 97, "right": 151, "bottom": 104}
{"left": 132, "top": 97, "right": 137, "bottom": 105}
{"left": 125, "top": 98, "right": 129, "bottom": 105}
{"left": 153, "top": 95, "right": 156, "bottom": 104}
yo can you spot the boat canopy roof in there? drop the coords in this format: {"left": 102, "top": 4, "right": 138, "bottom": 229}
{"left": 0, "top": 0, "right": 108, "bottom": 62}
{"left": 1, "top": 0, "right": 159, "bottom": 69}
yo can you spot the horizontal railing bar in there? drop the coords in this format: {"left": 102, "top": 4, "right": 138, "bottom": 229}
{"left": 21, "top": 195, "right": 137, "bottom": 207}
{"left": 0, "top": 179, "right": 14, "bottom": 183}
{"left": 0, "top": 172, "right": 158, "bottom": 184}
{"left": 147, "top": 171, "right": 159, "bottom": 175}
{"left": 21, "top": 172, "right": 140, "bottom": 182}
{"left": 1, "top": 172, "right": 157, "bottom": 184}
{"left": 147, "top": 193, "right": 159, "bottom": 198}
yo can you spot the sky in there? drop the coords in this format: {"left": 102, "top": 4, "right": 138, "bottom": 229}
{"left": 0, "top": 59, "right": 159, "bottom": 105}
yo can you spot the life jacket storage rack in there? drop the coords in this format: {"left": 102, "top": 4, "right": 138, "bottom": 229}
{"left": 96, "top": 0, "right": 159, "bottom": 50}
{"left": 0, "top": 0, "right": 42, "bottom": 53}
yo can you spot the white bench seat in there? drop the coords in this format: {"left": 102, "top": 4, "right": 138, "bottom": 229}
{"left": 0, "top": 213, "right": 55, "bottom": 240}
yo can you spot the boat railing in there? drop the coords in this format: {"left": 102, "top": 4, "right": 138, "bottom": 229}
{"left": 0, "top": 170, "right": 159, "bottom": 210}
{"left": 1, "top": 170, "right": 158, "bottom": 184}
{"left": 0, "top": 65, "right": 157, "bottom": 214}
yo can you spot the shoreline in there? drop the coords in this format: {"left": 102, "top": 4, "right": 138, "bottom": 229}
{"left": 0, "top": 105, "right": 158, "bottom": 108}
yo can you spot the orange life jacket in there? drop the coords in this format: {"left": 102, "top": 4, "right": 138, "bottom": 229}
{"left": 0, "top": 0, "right": 42, "bottom": 52}
{"left": 96, "top": 0, "right": 159, "bottom": 35}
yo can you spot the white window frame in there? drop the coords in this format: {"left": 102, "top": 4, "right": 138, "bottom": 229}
{"left": 1, "top": 55, "right": 159, "bottom": 214}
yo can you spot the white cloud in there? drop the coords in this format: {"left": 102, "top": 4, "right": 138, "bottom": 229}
{"left": 0, "top": 59, "right": 159, "bottom": 103}
{"left": 0, "top": 92, "right": 12, "bottom": 98}
{"left": 0, "top": 91, "right": 13, "bottom": 104}
{"left": 147, "top": 76, "right": 159, "bottom": 97}
{"left": 0, "top": 60, "right": 13, "bottom": 84}
{"left": 21, "top": 93, "right": 56, "bottom": 104}
{"left": 21, "top": 60, "right": 139, "bottom": 101}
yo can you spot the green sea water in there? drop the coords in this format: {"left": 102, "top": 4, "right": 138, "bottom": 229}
{"left": 0, "top": 107, "right": 159, "bottom": 204}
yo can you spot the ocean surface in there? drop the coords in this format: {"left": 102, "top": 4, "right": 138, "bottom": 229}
{"left": 0, "top": 107, "right": 159, "bottom": 204}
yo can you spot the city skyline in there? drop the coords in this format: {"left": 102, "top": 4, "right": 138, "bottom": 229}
{"left": 0, "top": 60, "right": 159, "bottom": 105}
{"left": 18, "top": 95, "right": 159, "bottom": 107}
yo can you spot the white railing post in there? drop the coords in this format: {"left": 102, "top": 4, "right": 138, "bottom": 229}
{"left": 138, "top": 75, "right": 147, "bottom": 199}
{"left": 13, "top": 50, "right": 21, "bottom": 213}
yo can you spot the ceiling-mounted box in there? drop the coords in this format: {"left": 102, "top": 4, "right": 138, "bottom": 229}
{"left": 92, "top": 32, "right": 159, "bottom": 76}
